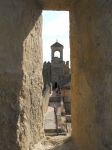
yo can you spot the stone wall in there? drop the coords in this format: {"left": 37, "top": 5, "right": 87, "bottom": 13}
{"left": 0, "top": 0, "right": 43, "bottom": 149}
{"left": 70, "top": 0, "right": 112, "bottom": 150}
{"left": 41, "top": 0, "right": 72, "bottom": 10}
{"left": 1, "top": 0, "right": 112, "bottom": 150}
{"left": 42, "top": 85, "right": 50, "bottom": 113}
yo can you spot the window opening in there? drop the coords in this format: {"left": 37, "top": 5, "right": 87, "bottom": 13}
{"left": 42, "top": 10, "right": 71, "bottom": 137}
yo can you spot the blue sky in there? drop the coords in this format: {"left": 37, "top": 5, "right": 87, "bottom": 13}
{"left": 42, "top": 11, "right": 70, "bottom": 62}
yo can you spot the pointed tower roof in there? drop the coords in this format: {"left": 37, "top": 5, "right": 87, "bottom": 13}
{"left": 51, "top": 41, "right": 64, "bottom": 48}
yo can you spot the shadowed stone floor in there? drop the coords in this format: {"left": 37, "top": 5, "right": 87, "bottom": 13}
{"left": 31, "top": 136, "right": 78, "bottom": 150}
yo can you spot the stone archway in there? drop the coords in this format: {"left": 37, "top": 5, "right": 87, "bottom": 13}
{"left": 0, "top": 0, "right": 112, "bottom": 150}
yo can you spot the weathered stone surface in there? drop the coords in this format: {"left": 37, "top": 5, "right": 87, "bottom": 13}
{"left": 0, "top": 74, "right": 22, "bottom": 150}
{"left": 1, "top": 0, "right": 112, "bottom": 150}
{"left": 42, "top": 86, "right": 51, "bottom": 113}
{"left": 31, "top": 136, "right": 76, "bottom": 150}
{"left": 44, "top": 107, "right": 56, "bottom": 130}
{"left": 70, "top": 0, "right": 112, "bottom": 150}
{"left": 41, "top": 0, "right": 73, "bottom": 10}
{"left": 43, "top": 41, "right": 71, "bottom": 89}
{"left": 0, "top": 0, "right": 44, "bottom": 149}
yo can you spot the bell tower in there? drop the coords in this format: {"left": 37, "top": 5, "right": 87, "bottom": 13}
{"left": 51, "top": 41, "right": 64, "bottom": 62}
{"left": 50, "top": 41, "right": 65, "bottom": 87}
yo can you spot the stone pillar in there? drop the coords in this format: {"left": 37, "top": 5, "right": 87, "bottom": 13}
{"left": 70, "top": 0, "right": 112, "bottom": 150}
{"left": 0, "top": 0, "right": 43, "bottom": 149}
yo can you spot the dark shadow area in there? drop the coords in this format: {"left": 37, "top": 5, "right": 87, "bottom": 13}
{"left": 0, "top": 0, "right": 42, "bottom": 149}
{"left": 48, "top": 137, "right": 78, "bottom": 150}
{"left": 52, "top": 142, "right": 75, "bottom": 150}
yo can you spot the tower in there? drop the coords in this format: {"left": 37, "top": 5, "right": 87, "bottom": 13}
{"left": 51, "top": 41, "right": 64, "bottom": 62}
{"left": 50, "top": 41, "right": 65, "bottom": 88}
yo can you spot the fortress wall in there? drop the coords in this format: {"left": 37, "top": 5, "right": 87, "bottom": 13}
{"left": 0, "top": 0, "right": 44, "bottom": 149}
{"left": 70, "top": 1, "right": 112, "bottom": 150}
{"left": 0, "top": 0, "right": 112, "bottom": 149}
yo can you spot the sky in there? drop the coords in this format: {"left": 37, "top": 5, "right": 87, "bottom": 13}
{"left": 42, "top": 11, "right": 70, "bottom": 62}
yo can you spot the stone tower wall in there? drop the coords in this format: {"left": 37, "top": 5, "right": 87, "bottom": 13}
{"left": 0, "top": 0, "right": 43, "bottom": 149}
{"left": 51, "top": 47, "right": 63, "bottom": 61}
{"left": 70, "top": 1, "right": 112, "bottom": 150}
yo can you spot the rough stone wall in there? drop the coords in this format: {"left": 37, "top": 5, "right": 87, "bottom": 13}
{"left": 1, "top": 0, "right": 112, "bottom": 150}
{"left": 42, "top": 85, "right": 50, "bottom": 113}
{"left": 41, "top": 0, "right": 72, "bottom": 10}
{"left": 70, "top": 0, "right": 112, "bottom": 150}
{"left": 43, "top": 62, "right": 51, "bottom": 87}
{"left": 0, "top": 0, "right": 43, "bottom": 149}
